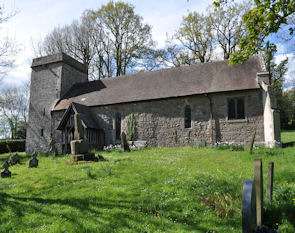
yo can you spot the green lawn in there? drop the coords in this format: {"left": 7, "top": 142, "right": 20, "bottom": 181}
{"left": 0, "top": 132, "right": 294, "bottom": 232}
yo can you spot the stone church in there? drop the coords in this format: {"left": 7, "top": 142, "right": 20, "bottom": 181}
{"left": 25, "top": 53, "right": 281, "bottom": 154}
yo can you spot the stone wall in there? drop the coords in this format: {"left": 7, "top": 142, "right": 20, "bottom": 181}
{"left": 26, "top": 54, "right": 87, "bottom": 154}
{"left": 79, "top": 89, "right": 264, "bottom": 148}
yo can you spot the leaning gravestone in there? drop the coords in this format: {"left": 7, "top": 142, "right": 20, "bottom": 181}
{"left": 29, "top": 153, "right": 39, "bottom": 168}
{"left": 1, "top": 160, "right": 11, "bottom": 178}
{"left": 8, "top": 153, "right": 21, "bottom": 165}
{"left": 121, "top": 132, "right": 130, "bottom": 152}
{"left": 242, "top": 180, "right": 257, "bottom": 233}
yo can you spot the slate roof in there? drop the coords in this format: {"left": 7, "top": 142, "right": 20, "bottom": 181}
{"left": 54, "top": 57, "right": 262, "bottom": 111}
{"left": 57, "top": 102, "right": 101, "bottom": 130}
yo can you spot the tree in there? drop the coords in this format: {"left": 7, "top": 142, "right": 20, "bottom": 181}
{"left": 213, "top": 0, "right": 295, "bottom": 64}
{"left": 0, "top": 5, "right": 19, "bottom": 80}
{"left": 36, "top": 1, "right": 157, "bottom": 79}
{"left": 209, "top": 1, "right": 250, "bottom": 60}
{"left": 34, "top": 20, "right": 95, "bottom": 78}
{"left": 0, "top": 83, "right": 29, "bottom": 139}
{"left": 88, "top": 1, "right": 155, "bottom": 77}
{"left": 175, "top": 12, "right": 214, "bottom": 63}
{"left": 263, "top": 42, "right": 290, "bottom": 128}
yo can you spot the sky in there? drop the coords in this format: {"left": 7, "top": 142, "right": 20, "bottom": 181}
{"left": 0, "top": 0, "right": 294, "bottom": 88}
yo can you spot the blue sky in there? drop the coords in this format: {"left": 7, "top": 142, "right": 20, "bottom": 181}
{"left": 1, "top": 0, "right": 294, "bottom": 87}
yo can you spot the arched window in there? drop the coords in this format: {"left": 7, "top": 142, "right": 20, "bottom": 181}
{"left": 115, "top": 113, "right": 121, "bottom": 140}
{"left": 184, "top": 105, "right": 191, "bottom": 128}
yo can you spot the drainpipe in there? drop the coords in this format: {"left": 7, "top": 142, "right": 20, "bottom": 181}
{"left": 205, "top": 94, "right": 215, "bottom": 145}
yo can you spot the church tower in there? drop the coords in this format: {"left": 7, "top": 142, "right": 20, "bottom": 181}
{"left": 26, "top": 53, "right": 88, "bottom": 154}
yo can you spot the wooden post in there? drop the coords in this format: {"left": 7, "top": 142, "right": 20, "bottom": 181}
{"left": 267, "top": 162, "right": 274, "bottom": 202}
{"left": 254, "top": 158, "right": 263, "bottom": 226}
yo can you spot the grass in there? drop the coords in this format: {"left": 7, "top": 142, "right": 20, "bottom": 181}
{"left": 0, "top": 132, "right": 294, "bottom": 232}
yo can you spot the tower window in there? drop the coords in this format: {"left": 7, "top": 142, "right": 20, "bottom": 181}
{"left": 228, "top": 97, "right": 245, "bottom": 120}
{"left": 115, "top": 113, "right": 121, "bottom": 140}
{"left": 184, "top": 105, "right": 191, "bottom": 128}
{"left": 41, "top": 128, "right": 44, "bottom": 136}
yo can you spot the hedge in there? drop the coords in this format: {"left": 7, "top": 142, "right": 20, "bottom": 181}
{"left": 0, "top": 140, "right": 26, "bottom": 154}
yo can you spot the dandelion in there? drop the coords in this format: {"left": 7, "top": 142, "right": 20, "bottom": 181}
{"left": 293, "top": 198, "right": 295, "bottom": 201}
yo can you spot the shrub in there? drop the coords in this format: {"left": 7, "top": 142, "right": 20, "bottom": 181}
{"left": 127, "top": 113, "right": 136, "bottom": 141}
{"left": 0, "top": 139, "right": 25, "bottom": 154}
{"left": 193, "top": 140, "right": 206, "bottom": 148}
{"left": 230, "top": 145, "right": 244, "bottom": 151}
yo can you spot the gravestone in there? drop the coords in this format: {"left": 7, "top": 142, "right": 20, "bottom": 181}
{"left": 267, "top": 162, "right": 274, "bottom": 202}
{"left": 29, "top": 153, "right": 39, "bottom": 168}
{"left": 48, "top": 139, "right": 58, "bottom": 156}
{"left": 1, "top": 160, "right": 11, "bottom": 178}
{"left": 121, "top": 132, "right": 130, "bottom": 152}
{"left": 254, "top": 158, "right": 263, "bottom": 226}
{"left": 8, "top": 153, "right": 21, "bottom": 165}
{"left": 242, "top": 180, "right": 257, "bottom": 233}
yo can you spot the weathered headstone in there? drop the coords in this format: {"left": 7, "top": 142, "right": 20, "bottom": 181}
{"left": 29, "top": 153, "right": 39, "bottom": 168}
{"left": 121, "top": 132, "right": 130, "bottom": 152}
{"left": 8, "top": 153, "right": 21, "bottom": 165}
{"left": 242, "top": 180, "right": 257, "bottom": 233}
{"left": 1, "top": 160, "right": 11, "bottom": 178}
{"left": 254, "top": 158, "right": 263, "bottom": 226}
{"left": 267, "top": 162, "right": 274, "bottom": 202}
{"left": 48, "top": 139, "right": 58, "bottom": 156}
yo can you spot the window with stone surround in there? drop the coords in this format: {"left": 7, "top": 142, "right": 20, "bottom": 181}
{"left": 227, "top": 97, "right": 245, "bottom": 120}
{"left": 41, "top": 128, "right": 44, "bottom": 136}
{"left": 184, "top": 105, "right": 191, "bottom": 128}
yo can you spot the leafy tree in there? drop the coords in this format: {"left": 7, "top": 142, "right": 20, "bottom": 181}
{"left": 263, "top": 42, "right": 290, "bottom": 128}
{"left": 213, "top": 0, "right": 295, "bottom": 64}
{"left": 15, "top": 121, "right": 27, "bottom": 139}
{"left": 209, "top": 1, "right": 250, "bottom": 60}
{"left": 88, "top": 1, "right": 155, "bottom": 77}
{"left": 34, "top": 20, "right": 95, "bottom": 78}
{"left": 0, "top": 83, "right": 29, "bottom": 139}
{"left": 280, "top": 89, "right": 295, "bottom": 129}
{"left": 160, "top": 42, "right": 193, "bottom": 67}
{"left": 175, "top": 12, "right": 214, "bottom": 63}
{"left": 36, "top": 1, "right": 157, "bottom": 79}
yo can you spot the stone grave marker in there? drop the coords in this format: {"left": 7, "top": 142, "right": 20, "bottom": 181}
{"left": 242, "top": 179, "right": 257, "bottom": 233}
{"left": 49, "top": 139, "right": 58, "bottom": 156}
{"left": 69, "top": 113, "right": 98, "bottom": 162}
{"left": 254, "top": 158, "right": 263, "bottom": 226}
{"left": 121, "top": 132, "right": 130, "bottom": 152}
{"left": 8, "top": 153, "right": 21, "bottom": 165}
{"left": 29, "top": 153, "right": 39, "bottom": 168}
{"left": 1, "top": 160, "right": 11, "bottom": 178}
{"left": 267, "top": 162, "right": 274, "bottom": 202}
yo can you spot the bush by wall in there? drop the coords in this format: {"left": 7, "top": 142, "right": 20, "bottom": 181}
{"left": 0, "top": 140, "right": 26, "bottom": 154}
